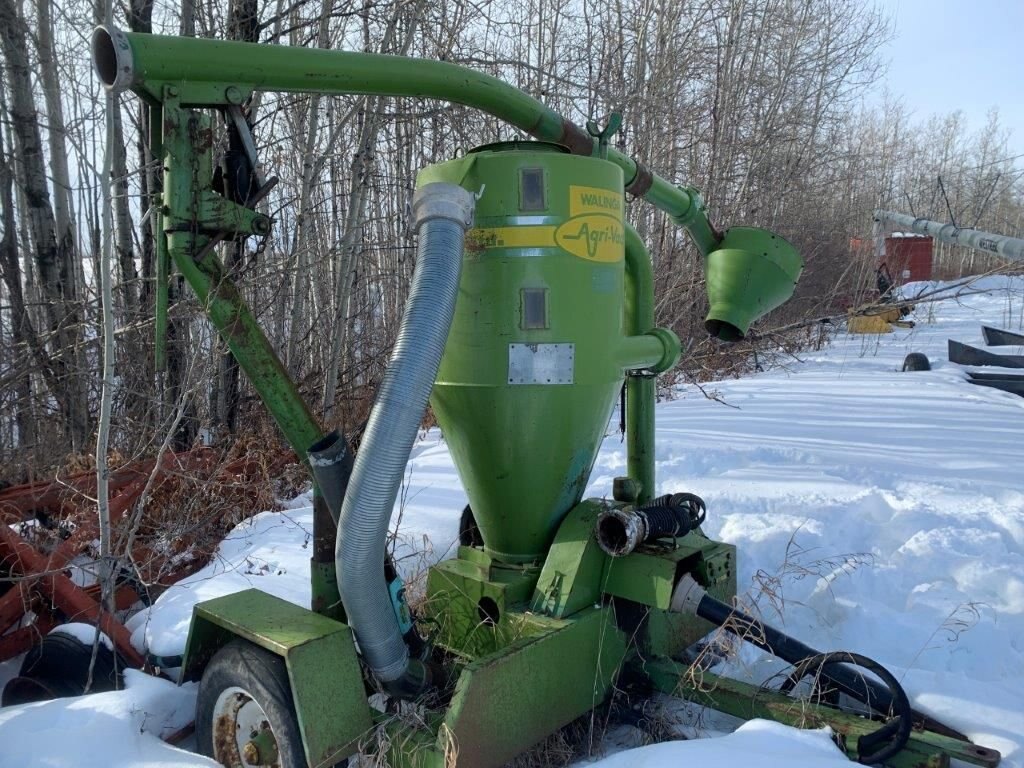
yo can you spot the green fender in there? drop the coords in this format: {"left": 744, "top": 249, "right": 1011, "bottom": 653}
{"left": 181, "top": 589, "right": 373, "bottom": 767}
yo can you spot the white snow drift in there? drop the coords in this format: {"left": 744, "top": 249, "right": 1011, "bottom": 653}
{"left": 1, "top": 275, "right": 1022, "bottom": 767}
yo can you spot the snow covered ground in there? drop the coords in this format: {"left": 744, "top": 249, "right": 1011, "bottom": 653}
{"left": 2, "top": 275, "right": 1023, "bottom": 767}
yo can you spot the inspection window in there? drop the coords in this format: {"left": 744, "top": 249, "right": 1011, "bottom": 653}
{"left": 519, "top": 168, "right": 546, "bottom": 211}
{"left": 520, "top": 287, "right": 549, "bottom": 330}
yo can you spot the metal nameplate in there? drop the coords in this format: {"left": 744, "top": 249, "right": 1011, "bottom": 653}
{"left": 508, "top": 343, "right": 575, "bottom": 385}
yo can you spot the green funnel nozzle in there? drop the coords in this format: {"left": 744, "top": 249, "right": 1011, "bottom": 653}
{"left": 704, "top": 227, "right": 802, "bottom": 341}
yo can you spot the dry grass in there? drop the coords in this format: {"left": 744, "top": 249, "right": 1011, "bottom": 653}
{"left": 6, "top": 427, "right": 305, "bottom": 596}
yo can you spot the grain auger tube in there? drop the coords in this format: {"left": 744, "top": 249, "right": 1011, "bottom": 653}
{"left": 874, "top": 209, "right": 1024, "bottom": 263}
{"left": 91, "top": 25, "right": 998, "bottom": 768}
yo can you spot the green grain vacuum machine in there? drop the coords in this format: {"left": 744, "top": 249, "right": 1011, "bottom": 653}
{"left": 91, "top": 25, "right": 999, "bottom": 768}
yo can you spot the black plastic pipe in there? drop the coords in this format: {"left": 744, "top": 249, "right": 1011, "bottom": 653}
{"left": 307, "top": 430, "right": 354, "bottom": 524}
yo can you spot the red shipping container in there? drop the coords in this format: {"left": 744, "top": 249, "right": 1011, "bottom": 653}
{"left": 883, "top": 234, "right": 933, "bottom": 284}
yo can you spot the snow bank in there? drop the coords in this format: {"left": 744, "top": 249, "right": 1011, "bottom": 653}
{"left": 0, "top": 670, "right": 212, "bottom": 768}
{"left": 587, "top": 719, "right": 850, "bottom": 767}
{"left": 126, "top": 506, "right": 317, "bottom": 659}
{"left": 3, "top": 275, "right": 1023, "bottom": 767}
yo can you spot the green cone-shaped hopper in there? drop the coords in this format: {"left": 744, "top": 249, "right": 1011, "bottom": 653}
{"left": 420, "top": 143, "right": 677, "bottom": 564}
{"left": 704, "top": 227, "right": 803, "bottom": 341}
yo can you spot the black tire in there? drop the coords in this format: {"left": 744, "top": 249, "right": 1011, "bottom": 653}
{"left": 2, "top": 628, "right": 120, "bottom": 706}
{"left": 196, "top": 640, "right": 318, "bottom": 768}
{"left": 902, "top": 352, "right": 930, "bottom": 371}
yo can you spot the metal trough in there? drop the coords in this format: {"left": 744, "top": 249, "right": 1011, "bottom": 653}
{"left": 980, "top": 325, "right": 1024, "bottom": 346}
{"left": 967, "top": 372, "right": 1024, "bottom": 397}
{"left": 948, "top": 339, "right": 1024, "bottom": 369}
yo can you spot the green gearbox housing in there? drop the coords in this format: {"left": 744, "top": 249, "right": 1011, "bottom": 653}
{"left": 420, "top": 142, "right": 680, "bottom": 565}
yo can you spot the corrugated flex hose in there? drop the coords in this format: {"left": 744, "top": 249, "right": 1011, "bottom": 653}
{"left": 335, "top": 183, "right": 474, "bottom": 693}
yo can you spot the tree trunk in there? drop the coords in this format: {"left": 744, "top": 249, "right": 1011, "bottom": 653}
{"left": 211, "top": 0, "right": 260, "bottom": 434}
{"left": 285, "top": 0, "right": 333, "bottom": 374}
{"left": 129, "top": 0, "right": 155, "bottom": 310}
{"left": 0, "top": 91, "right": 36, "bottom": 452}
{"left": 34, "top": 0, "right": 80, "bottom": 296}
{"left": 158, "top": 0, "right": 200, "bottom": 450}
{"left": 111, "top": 104, "right": 138, "bottom": 312}
{"left": 0, "top": 0, "right": 91, "bottom": 450}
{"left": 322, "top": 1, "right": 422, "bottom": 422}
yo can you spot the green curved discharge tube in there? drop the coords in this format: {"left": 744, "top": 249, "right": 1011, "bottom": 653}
{"left": 94, "top": 26, "right": 718, "bottom": 254}
{"left": 704, "top": 227, "right": 803, "bottom": 341}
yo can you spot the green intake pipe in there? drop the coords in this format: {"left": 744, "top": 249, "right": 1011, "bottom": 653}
{"left": 161, "top": 104, "right": 341, "bottom": 613}
{"left": 92, "top": 26, "right": 719, "bottom": 255}
{"left": 624, "top": 224, "right": 658, "bottom": 503}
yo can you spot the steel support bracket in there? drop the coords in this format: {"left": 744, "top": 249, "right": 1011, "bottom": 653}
{"left": 381, "top": 608, "right": 627, "bottom": 768}
{"left": 604, "top": 533, "right": 736, "bottom": 657}
{"left": 194, "top": 187, "right": 271, "bottom": 237}
{"left": 145, "top": 81, "right": 255, "bottom": 107}
{"left": 530, "top": 498, "right": 610, "bottom": 617}
{"left": 424, "top": 547, "right": 539, "bottom": 658}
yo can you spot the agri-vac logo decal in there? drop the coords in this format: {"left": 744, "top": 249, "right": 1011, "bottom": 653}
{"left": 560, "top": 185, "right": 624, "bottom": 262}
{"left": 556, "top": 214, "right": 624, "bottom": 262}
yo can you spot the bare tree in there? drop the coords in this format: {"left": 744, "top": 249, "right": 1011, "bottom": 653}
{"left": 1, "top": 0, "right": 1021, "bottom": 485}
{"left": 0, "top": 0, "right": 90, "bottom": 450}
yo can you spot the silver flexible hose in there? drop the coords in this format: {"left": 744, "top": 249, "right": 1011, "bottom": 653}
{"left": 335, "top": 182, "right": 474, "bottom": 684}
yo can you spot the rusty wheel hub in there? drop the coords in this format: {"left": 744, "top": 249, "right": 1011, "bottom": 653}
{"left": 212, "top": 686, "right": 281, "bottom": 767}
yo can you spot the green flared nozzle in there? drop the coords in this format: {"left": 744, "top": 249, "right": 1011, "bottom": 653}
{"left": 704, "top": 227, "right": 802, "bottom": 341}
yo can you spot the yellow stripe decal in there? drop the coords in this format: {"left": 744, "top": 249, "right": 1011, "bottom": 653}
{"left": 466, "top": 226, "right": 556, "bottom": 250}
{"left": 467, "top": 218, "right": 625, "bottom": 264}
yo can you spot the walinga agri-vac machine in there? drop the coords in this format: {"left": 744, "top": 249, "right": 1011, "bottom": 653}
{"left": 91, "top": 27, "right": 1001, "bottom": 768}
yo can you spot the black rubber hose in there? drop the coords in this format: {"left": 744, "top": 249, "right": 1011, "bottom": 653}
{"left": 781, "top": 651, "right": 913, "bottom": 765}
{"left": 636, "top": 492, "right": 706, "bottom": 539}
{"left": 597, "top": 493, "right": 709, "bottom": 557}
{"left": 309, "top": 430, "right": 424, "bottom": 660}
{"left": 692, "top": 589, "right": 968, "bottom": 741}
{"left": 307, "top": 430, "right": 354, "bottom": 526}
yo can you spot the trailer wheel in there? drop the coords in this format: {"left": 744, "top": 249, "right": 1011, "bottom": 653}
{"left": 196, "top": 640, "right": 344, "bottom": 768}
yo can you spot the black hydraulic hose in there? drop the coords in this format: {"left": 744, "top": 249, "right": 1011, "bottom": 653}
{"left": 696, "top": 592, "right": 879, "bottom": 699}
{"left": 782, "top": 651, "right": 912, "bottom": 765}
{"left": 636, "top": 493, "right": 706, "bottom": 539}
{"left": 670, "top": 575, "right": 968, "bottom": 741}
